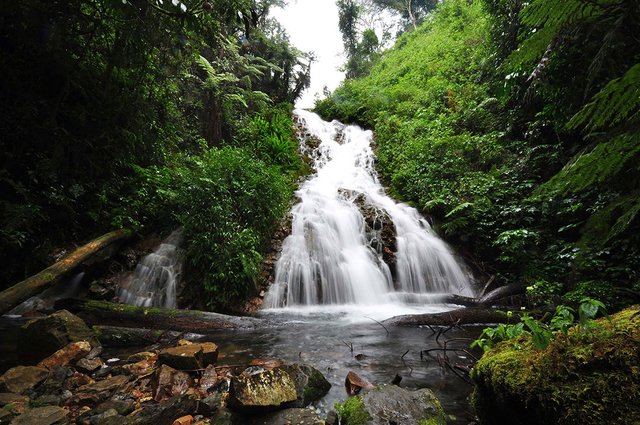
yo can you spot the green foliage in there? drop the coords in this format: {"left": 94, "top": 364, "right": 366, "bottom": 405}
{"left": 471, "top": 306, "right": 640, "bottom": 425}
{"left": 127, "top": 147, "right": 293, "bottom": 308}
{"left": 335, "top": 396, "right": 371, "bottom": 425}
{"left": 472, "top": 299, "right": 607, "bottom": 352}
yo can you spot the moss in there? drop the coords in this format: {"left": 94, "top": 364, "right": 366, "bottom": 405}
{"left": 335, "top": 396, "right": 371, "bottom": 425}
{"left": 471, "top": 306, "right": 640, "bottom": 425}
{"left": 84, "top": 300, "right": 203, "bottom": 316}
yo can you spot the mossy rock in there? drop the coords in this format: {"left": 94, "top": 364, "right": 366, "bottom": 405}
{"left": 471, "top": 306, "right": 640, "bottom": 424}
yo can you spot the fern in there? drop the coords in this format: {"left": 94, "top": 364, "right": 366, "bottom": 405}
{"left": 568, "top": 63, "right": 640, "bottom": 131}
{"left": 520, "top": 0, "right": 596, "bottom": 29}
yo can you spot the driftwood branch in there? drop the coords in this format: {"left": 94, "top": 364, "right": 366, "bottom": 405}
{"left": 383, "top": 307, "right": 517, "bottom": 327}
{"left": 0, "top": 229, "right": 132, "bottom": 315}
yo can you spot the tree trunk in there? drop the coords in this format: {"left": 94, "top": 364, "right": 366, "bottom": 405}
{"left": 55, "top": 299, "right": 265, "bottom": 332}
{"left": 0, "top": 229, "right": 132, "bottom": 315}
{"left": 383, "top": 307, "right": 517, "bottom": 327}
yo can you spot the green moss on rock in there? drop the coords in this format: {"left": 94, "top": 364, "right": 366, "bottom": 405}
{"left": 471, "top": 306, "right": 640, "bottom": 424}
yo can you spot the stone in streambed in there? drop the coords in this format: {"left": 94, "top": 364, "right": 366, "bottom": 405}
{"left": 73, "top": 375, "right": 130, "bottom": 404}
{"left": 127, "top": 394, "right": 198, "bottom": 425}
{"left": 245, "top": 407, "right": 324, "bottom": 425}
{"left": 228, "top": 367, "right": 297, "bottom": 411}
{"left": 37, "top": 341, "right": 91, "bottom": 370}
{"left": 357, "top": 385, "right": 446, "bottom": 425}
{"left": 281, "top": 364, "right": 331, "bottom": 407}
{"left": 345, "top": 371, "right": 374, "bottom": 395}
{"left": 76, "top": 357, "right": 104, "bottom": 374}
{"left": 158, "top": 343, "right": 218, "bottom": 370}
{"left": 0, "top": 366, "right": 49, "bottom": 394}
{"left": 19, "top": 310, "right": 98, "bottom": 365}
{"left": 9, "top": 405, "right": 69, "bottom": 425}
{"left": 152, "top": 365, "right": 194, "bottom": 401}
{"left": 0, "top": 393, "right": 28, "bottom": 407}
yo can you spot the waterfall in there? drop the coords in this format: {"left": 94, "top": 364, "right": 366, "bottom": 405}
{"left": 264, "top": 110, "right": 473, "bottom": 309}
{"left": 118, "top": 230, "right": 182, "bottom": 309}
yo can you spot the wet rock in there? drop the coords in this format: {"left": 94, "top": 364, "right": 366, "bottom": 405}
{"left": 170, "top": 415, "right": 193, "bottom": 425}
{"left": 250, "top": 359, "right": 282, "bottom": 369}
{"left": 76, "top": 357, "right": 104, "bottom": 374}
{"left": 122, "top": 357, "right": 157, "bottom": 377}
{"left": 127, "top": 352, "right": 157, "bottom": 364}
{"left": 246, "top": 407, "right": 324, "bottom": 425}
{"left": 281, "top": 364, "right": 331, "bottom": 407}
{"left": 358, "top": 385, "right": 446, "bottom": 425}
{"left": 86, "top": 346, "right": 104, "bottom": 360}
{"left": 88, "top": 407, "right": 122, "bottom": 425}
{"left": 63, "top": 371, "right": 94, "bottom": 391}
{"left": 194, "top": 393, "right": 221, "bottom": 417}
{"left": 0, "top": 393, "right": 27, "bottom": 407}
{"left": 0, "top": 407, "right": 15, "bottom": 423}
{"left": 10, "top": 406, "right": 69, "bottom": 425}
{"left": 198, "top": 365, "right": 217, "bottom": 392}
{"left": 127, "top": 394, "right": 198, "bottom": 425}
{"left": 38, "top": 341, "right": 92, "bottom": 370}
{"left": 92, "top": 366, "right": 113, "bottom": 379}
{"left": 19, "top": 310, "right": 98, "bottom": 365}
{"left": 32, "top": 394, "right": 62, "bottom": 407}
{"left": 152, "top": 365, "right": 194, "bottom": 401}
{"left": 325, "top": 410, "right": 339, "bottom": 425}
{"left": 93, "top": 399, "right": 135, "bottom": 416}
{"left": 228, "top": 367, "right": 297, "bottom": 411}
{"left": 73, "top": 375, "right": 130, "bottom": 404}
{"left": 87, "top": 281, "right": 114, "bottom": 301}
{"left": 158, "top": 343, "right": 218, "bottom": 370}
{"left": 0, "top": 366, "right": 49, "bottom": 394}
{"left": 344, "top": 371, "right": 374, "bottom": 395}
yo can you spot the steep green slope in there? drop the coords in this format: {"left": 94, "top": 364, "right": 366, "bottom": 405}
{"left": 318, "top": 0, "right": 640, "bottom": 309}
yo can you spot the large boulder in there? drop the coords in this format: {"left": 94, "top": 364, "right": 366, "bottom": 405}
{"left": 19, "top": 310, "right": 98, "bottom": 364}
{"left": 471, "top": 306, "right": 640, "bottom": 425}
{"left": 336, "top": 385, "right": 446, "bottom": 425}
{"left": 282, "top": 364, "right": 331, "bottom": 407}
{"left": 158, "top": 342, "right": 218, "bottom": 370}
{"left": 228, "top": 367, "right": 297, "bottom": 411}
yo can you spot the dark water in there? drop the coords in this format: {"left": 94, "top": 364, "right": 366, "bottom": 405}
{"left": 0, "top": 308, "right": 481, "bottom": 424}
{"left": 205, "top": 309, "right": 482, "bottom": 424}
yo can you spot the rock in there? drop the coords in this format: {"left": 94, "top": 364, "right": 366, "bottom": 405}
{"left": 194, "top": 393, "right": 221, "bottom": 417}
{"left": 76, "top": 357, "right": 104, "bottom": 374}
{"left": 171, "top": 415, "right": 193, "bottom": 425}
{"left": 128, "top": 394, "right": 198, "bottom": 425}
{"left": 93, "top": 399, "right": 135, "bottom": 416}
{"left": 344, "top": 371, "right": 374, "bottom": 395}
{"left": 198, "top": 365, "right": 217, "bottom": 392}
{"left": 0, "top": 393, "right": 28, "bottom": 407}
{"left": 73, "top": 375, "right": 130, "bottom": 404}
{"left": 325, "top": 410, "right": 339, "bottom": 425}
{"left": 228, "top": 367, "right": 297, "bottom": 411}
{"left": 86, "top": 346, "right": 104, "bottom": 360}
{"left": 345, "top": 385, "right": 446, "bottom": 425}
{"left": 19, "top": 310, "right": 98, "bottom": 365}
{"left": 245, "top": 408, "right": 324, "bottom": 425}
{"left": 471, "top": 306, "right": 640, "bottom": 425}
{"left": 281, "top": 364, "right": 331, "bottom": 407}
{"left": 88, "top": 281, "right": 114, "bottom": 301}
{"left": 122, "top": 357, "right": 157, "bottom": 377}
{"left": 37, "top": 341, "right": 92, "bottom": 370}
{"left": 89, "top": 408, "right": 119, "bottom": 425}
{"left": 0, "top": 407, "right": 16, "bottom": 423}
{"left": 250, "top": 359, "right": 282, "bottom": 369}
{"left": 63, "top": 371, "right": 94, "bottom": 390}
{"left": 158, "top": 343, "right": 218, "bottom": 370}
{"left": 0, "top": 366, "right": 49, "bottom": 394}
{"left": 152, "top": 365, "right": 194, "bottom": 401}
{"left": 126, "top": 352, "right": 157, "bottom": 364}
{"left": 32, "top": 394, "right": 61, "bottom": 407}
{"left": 9, "top": 406, "right": 69, "bottom": 425}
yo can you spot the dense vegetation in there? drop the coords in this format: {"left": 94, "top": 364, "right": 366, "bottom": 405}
{"left": 318, "top": 0, "right": 640, "bottom": 310}
{"left": 0, "top": 0, "right": 308, "bottom": 308}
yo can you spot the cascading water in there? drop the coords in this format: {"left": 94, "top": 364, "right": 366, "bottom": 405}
{"left": 118, "top": 230, "right": 182, "bottom": 309}
{"left": 264, "top": 110, "right": 473, "bottom": 310}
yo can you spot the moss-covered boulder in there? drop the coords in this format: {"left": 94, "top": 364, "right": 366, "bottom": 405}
{"left": 281, "top": 364, "right": 331, "bottom": 407}
{"left": 471, "top": 306, "right": 640, "bottom": 424}
{"left": 335, "top": 385, "right": 446, "bottom": 425}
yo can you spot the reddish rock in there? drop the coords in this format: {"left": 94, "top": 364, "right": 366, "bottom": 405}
{"left": 250, "top": 359, "right": 282, "bottom": 369}
{"left": 345, "top": 371, "right": 374, "bottom": 395}
{"left": 158, "top": 343, "right": 218, "bottom": 370}
{"left": 172, "top": 415, "right": 193, "bottom": 425}
{"left": 0, "top": 366, "right": 49, "bottom": 394}
{"left": 37, "top": 341, "right": 91, "bottom": 370}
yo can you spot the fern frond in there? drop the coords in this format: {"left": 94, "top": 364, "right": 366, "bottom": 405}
{"left": 504, "top": 25, "right": 555, "bottom": 71}
{"left": 520, "top": 0, "right": 597, "bottom": 29}
{"left": 568, "top": 63, "right": 640, "bottom": 131}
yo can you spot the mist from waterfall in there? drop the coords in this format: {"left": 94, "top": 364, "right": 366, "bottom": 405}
{"left": 264, "top": 110, "right": 473, "bottom": 310}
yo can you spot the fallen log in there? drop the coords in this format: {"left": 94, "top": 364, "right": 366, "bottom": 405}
{"left": 55, "top": 299, "right": 265, "bottom": 332}
{"left": 383, "top": 307, "right": 518, "bottom": 327}
{"left": 0, "top": 229, "right": 132, "bottom": 315}
{"left": 435, "top": 283, "right": 528, "bottom": 308}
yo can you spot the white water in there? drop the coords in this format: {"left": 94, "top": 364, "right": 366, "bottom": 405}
{"left": 118, "top": 230, "right": 182, "bottom": 309}
{"left": 264, "top": 110, "right": 473, "bottom": 312}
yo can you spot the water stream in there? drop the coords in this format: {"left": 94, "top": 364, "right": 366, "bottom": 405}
{"left": 265, "top": 110, "right": 473, "bottom": 309}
